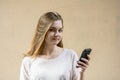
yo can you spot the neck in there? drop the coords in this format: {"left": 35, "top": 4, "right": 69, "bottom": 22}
{"left": 42, "top": 45, "right": 58, "bottom": 56}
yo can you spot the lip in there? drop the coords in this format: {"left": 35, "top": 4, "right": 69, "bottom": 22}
{"left": 52, "top": 38, "right": 59, "bottom": 40}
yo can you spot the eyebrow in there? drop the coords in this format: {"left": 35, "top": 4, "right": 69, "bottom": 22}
{"left": 50, "top": 27, "right": 63, "bottom": 29}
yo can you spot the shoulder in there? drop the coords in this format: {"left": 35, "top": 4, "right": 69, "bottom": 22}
{"left": 22, "top": 56, "right": 32, "bottom": 62}
{"left": 64, "top": 48, "right": 78, "bottom": 59}
{"left": 21, "top": 56, "right": 33, "bottom": 66}
{"left": 63, "top": 48, "right": 79, "bottom": 64}
{"left": 20, "top": 56, "right": 33, "bottom": 77}
{"left": 64, "top": 48, "right": 77, "bottom": 55}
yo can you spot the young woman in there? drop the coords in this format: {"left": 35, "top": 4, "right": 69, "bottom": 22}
{"left": 20, "top": 12, "right": 90, "bottom": 80}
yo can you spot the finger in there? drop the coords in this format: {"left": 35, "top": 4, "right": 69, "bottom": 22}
{"left": 76, "top": 65, "right": 86, "bottom": 69}
{"left": 81, "top": 58, "right": 89, "bottom": 65}
{"left": 77, "top": 61, "right": 88, "bottom": 67}
{"left": 76, "top": 62, "right": 88, "bottom": 70}
{"left": 87, "top": 55, "right": 90, "bottom": 61}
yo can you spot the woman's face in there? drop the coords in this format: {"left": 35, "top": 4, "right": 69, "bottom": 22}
{"left": 45, "top": 20, "right": 63, "bottom": 46}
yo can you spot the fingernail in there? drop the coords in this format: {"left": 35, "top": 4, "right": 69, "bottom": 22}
{"left": 81, "top": 58, "right": 84, "bottom": 60}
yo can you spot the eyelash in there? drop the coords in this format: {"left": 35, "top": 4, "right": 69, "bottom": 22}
{"left": 49, "top": 29, "right": 63, "bottom": 32}
{"left": 49, "top": 29, "right": 54, "bottom": 32}
{"left": 59, "top": 29, "right": 63, "bottom": 32}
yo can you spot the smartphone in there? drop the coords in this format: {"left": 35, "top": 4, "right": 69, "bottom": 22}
{"left": 79, "top": 48, "right": 92, "bottom": 63}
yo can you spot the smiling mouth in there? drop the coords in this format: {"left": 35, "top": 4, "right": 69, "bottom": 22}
{"left": 52, "top": 38, "right": 59, "bottom": 40}
{"left": 52, "top": 38, "right": 58, "bottom": 40}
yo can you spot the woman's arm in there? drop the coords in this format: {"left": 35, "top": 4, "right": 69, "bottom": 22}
{"left": 77, "top": 55, "right": 91, "bottom": 80}
{"left": 20, "top": 57, "right": 30, "bottom": 80}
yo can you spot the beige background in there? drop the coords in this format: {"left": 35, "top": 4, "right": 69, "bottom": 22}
{"left": 0, "top": 0, "right": 120, "bottom": 80}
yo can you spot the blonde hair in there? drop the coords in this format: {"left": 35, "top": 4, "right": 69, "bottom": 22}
{"left": 24, "top": 12, "right": 64, "bottom": 58}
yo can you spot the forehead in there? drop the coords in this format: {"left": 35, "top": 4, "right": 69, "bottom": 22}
{"left": 50, "top": 20, "right": 62, "bottom": 28}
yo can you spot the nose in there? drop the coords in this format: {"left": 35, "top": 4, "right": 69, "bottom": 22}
{"left": 54, "top": 30, "right": 59, "bottom": 36}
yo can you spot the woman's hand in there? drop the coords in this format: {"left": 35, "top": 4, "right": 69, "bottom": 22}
{"left": 76, "top": 55, "right": 91, "bottom": 72}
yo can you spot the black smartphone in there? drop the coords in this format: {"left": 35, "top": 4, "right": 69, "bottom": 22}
{"left": 79, "top": 48, "right": 92, "bottom": 63}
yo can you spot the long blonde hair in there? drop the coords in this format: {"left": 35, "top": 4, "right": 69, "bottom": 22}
{"left": 24, "top": 12, "right": 64, "bottom": 58}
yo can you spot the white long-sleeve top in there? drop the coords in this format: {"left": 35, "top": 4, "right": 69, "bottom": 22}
{"left": 20, "top": 49, "right": 81, "bottom": 80}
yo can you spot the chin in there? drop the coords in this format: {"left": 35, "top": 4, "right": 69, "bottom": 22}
{"left": 52, "top": 42, "right": 60, "bottom": 45}
{"left": 53, "top": 43, "right": 59, "bottom": 45}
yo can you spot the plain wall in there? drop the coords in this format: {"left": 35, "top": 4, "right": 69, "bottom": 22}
{"left": 0, "top": 0, "right": 120, "bottom": 80}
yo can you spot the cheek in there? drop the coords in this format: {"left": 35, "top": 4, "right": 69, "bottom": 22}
{"left": 48, "top": 33, "right": 54, "bottom": 38}
{"left": 59, "top": 35, "right": 63, "bottom": 41}
{"left": 60, "top": 33, "right": 63, "bottom": 37}
{"left": 45, "top": 33, "right": 53, "bottom": 40}
{"left": 58, "top": 32, "right": 62, "bottom": 37}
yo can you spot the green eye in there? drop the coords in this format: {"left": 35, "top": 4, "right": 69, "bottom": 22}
{"left": 59, "top": 29, "right": 63, "bottom": 32}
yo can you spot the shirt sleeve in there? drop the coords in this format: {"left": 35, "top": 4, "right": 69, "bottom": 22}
{"left": 20, "top": 57, "right": 31, "bottom": 80}
{"left": 71, "top": 50, "right": 81, "bottom": 80}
